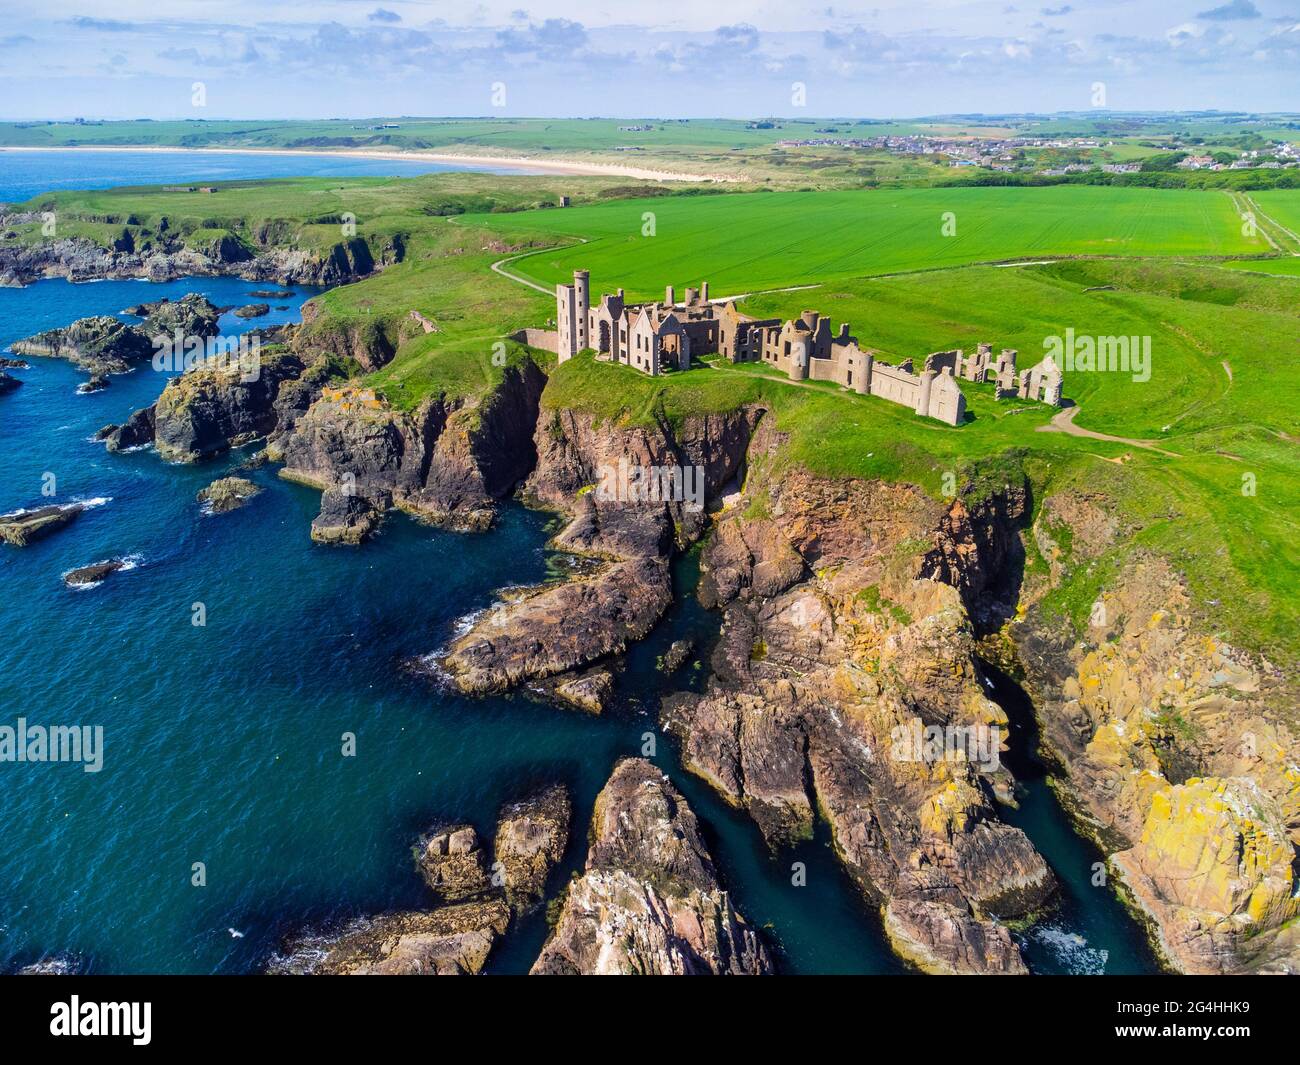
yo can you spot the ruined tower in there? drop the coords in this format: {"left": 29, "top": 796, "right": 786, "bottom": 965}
{"left": 556, "top": 269, "right": 591, "bottom": 361}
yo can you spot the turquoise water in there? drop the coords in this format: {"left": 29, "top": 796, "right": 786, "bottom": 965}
{"left": 0, "top": 149, "right": 544, "bottom": 204}
{"left": 0, "top": 154, "right": 1160, "bottom": 975}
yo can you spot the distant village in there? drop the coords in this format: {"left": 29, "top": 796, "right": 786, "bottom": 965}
{"left": 774, "top": 132, "right": 1300, "bottom": 176}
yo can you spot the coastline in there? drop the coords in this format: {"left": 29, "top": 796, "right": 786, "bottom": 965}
{"left": 0, "top": 144, "right": 741, "bottom": 184}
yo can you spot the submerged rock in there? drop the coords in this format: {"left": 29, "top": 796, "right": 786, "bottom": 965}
{"left": 197, "top": 476, "right": 261, "bottom": 514}
{"left": 15, "top": 954, "right": 83, "bottom": 976}
{"left": 493, "top": 785, "right": 571, "bottom": 914}
{"left": 63, "top": 559, "right": 127, "bottom": 587}
{"left": 0, "top": 503, "right": 82, "bottom": 546}
{"left": 267, "top": 900, "right": 511, "bottom": 975}
{"left": 532, "top": 758, "right": 773, "bottom": 975}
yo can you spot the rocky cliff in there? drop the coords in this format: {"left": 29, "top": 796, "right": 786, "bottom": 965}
{"left": 440, "top": 404, "right": 760, "bottom": 694}
{"left": 1015, "top": 502, "right": 1300, "bottom": 974}
{"left": 0, "top": 229, "right": 396, "bottom": 288}
{"left": 532, "top": 758, "right": 773, "bottom": 975}
{"left": 662, "top": 429, "right": 1053, "bottom": 974}
{"left": 273, "top": 360, "right": 546, "bottom": 536}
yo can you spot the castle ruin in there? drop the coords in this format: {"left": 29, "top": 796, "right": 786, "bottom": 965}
{"left": 542, "top": 270, "right": 1063, "bottom": 427}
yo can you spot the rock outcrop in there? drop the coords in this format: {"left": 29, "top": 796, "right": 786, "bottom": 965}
{"left": 275, "top": 363, "right": 546, "bottom": 533}
{"left": 0, "top": 230, "right": 395, "bottom": 288}
{"left": 11, "top": 294, "right": 221, "bottom": 375}
{"left": 0, "top": 503, "right": 82, "bottom": 546}
{"left": 1015, "top": 514, "right": 1300, "bottom": 974}
{"left": 494, "top": 785, "right": 571, "bottom": 914}
{"left": 661, "top": 441, "right": 1052, "bottom": 974}
{"left": 440, "top": 404, "right": 760, "bottom": 696}
{"left": 0, "top": 370, "right": 22, "bottom": 394}
{"left": 63, "top": 559, "right": 127, "bottom": 587}
{"left": 532, "top": 759, "right": 773, "bottom": 975}
{"left": 268, "top": 901, "right": 511, "bottom": 975}
{"left": 197, "top": 476, "right": 261, "bottom": 513}
{"left": 416, "top": 825, "right": 492, "bottom": 904}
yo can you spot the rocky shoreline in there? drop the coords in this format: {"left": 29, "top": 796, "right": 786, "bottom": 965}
{"left": 18, "top": 266, "right": 1290, "bottom": 975}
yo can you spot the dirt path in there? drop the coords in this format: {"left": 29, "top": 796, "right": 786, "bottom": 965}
{"left": 1036, "top": 405, "right": 1179, "bottom": 456}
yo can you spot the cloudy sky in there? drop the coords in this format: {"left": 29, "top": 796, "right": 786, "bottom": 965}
{"left": 0, "top": 1, "right": 1296, "bottom": 120}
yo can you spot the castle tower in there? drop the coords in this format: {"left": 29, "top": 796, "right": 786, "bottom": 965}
{"left": 573, "top": 270, "right": 590, "bottom": 351}
{"left": 789, "top": 338, "right": 810, "bottom": 381}
{"left": 917, "top": 368, "right": 936, "bottom": 418}
{"left": 857, "top": 349, "right": 873, "bottom": 395}
{"left": 700, "top": 281, "right": 710, "bottom": 303}
{"left": 665, "top": 285, "right": 676, "bottom": 307}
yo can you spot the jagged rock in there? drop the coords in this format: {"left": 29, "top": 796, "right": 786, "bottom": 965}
{"left": 659, "top": 638, "right": 695, "bottom": 675}
{"left": 443, "top": 556, "right": 673, "bottom": 693}
{"left": 151, "top": 349, "right": 305, "bottom": 462}
{"left": 101, "top": 405, "right": 156, "bottom": 452}
{"left": 12, "top": 294, "right": 222, "bottom": 376}
{"left": 494, "top": 785, "right": 571, "bottom": 913}
{"left": 552, "top": 666, "right": 615, "bottom": 714}
{"left": 267, "top": 900, "right": 511, "bottom": 975}
{"left": 12, "top": 315, "right": 153, "bottom": 375}
{"left": 531, "top": 758, "right": 773, "bottom": 975}
{"left": 0, "top": 370, "right": 21, "bottom": 394}
{"left": 197, "top": 476, "right": 261, "bottom": 513}
{"left": 0, "top": 357, "right": 30, "bottom": 369}
{"left": 276, "top": 363, "right": 545, "bottom": 531}
{"left": 0, "top": 503, "right": 82, "bottom": 545}
{"left": 77, "top": 374, "right": 108, "bottom": 394}
{"left": 310, "top": 489, "right": 386, "bottom": 545}
{"left": 234, "top": 303, "right": 270, "bottom": 319}
{"left": 63, "top": 559, "right": 126, "bottom": 587}
{"left": 884, "top": 899, "right": 1027, "bottom": 975}
{"left": 416, "top": 825, "right": 491, "bottom": 903}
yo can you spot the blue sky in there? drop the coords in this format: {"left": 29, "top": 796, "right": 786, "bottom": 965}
{"left": 0, "top": 1, "right": 1296, "bottom": 119}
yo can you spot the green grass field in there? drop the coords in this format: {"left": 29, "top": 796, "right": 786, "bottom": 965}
{"left": 466, "top": 186, "right": 1267, "bottom": 296}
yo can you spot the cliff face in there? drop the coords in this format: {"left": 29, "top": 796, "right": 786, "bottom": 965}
{"left": 664, "top": 430, "right": 1053, "bottom": 974}
{"left": 1015, "top": 510, "right": 1300, "bottom": 974}
{"left": 0, "top": 230, "right": 397, "bottom": 288}
{"left": 533, "top": 758, "right": 773, "bottom": 975}
{"left": 440, "top": 404, "right": 761, "bottom": 693}
{"left": 273, "top": 360, "right": 546, "bottom": 535}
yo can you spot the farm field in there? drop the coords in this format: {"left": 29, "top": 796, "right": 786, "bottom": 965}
{"left": 468, "top": 185, "right": 1267, "bottom": 296}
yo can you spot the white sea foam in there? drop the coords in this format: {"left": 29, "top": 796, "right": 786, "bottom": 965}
{"left": 1030, "top": 925, "right": 1108, "bottom": 975}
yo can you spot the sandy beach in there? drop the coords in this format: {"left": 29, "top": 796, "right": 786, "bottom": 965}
{"left": 0, "top": 144, "right": 741, "bottom": 184}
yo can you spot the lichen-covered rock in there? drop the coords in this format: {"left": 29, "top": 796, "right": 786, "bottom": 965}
{"left": 531, "top": 758, "right": 773, "bottom": 975}
{"left": 416, "top": 825, "right": 492, "bottom": 903}
{"left": 1112, "top": 777, "right": 1300, "bottom": 974}
{"left": 267, "top": 900, "right": 510, "bottom": 975}
{"left": 552, "top": 666, "right": 615, "bottom": 714}
{"left": 197, "top": 476, "right": 262, "bottom": 513}
{"left": 494, "top": 785, "right": 571, "bottom": 913}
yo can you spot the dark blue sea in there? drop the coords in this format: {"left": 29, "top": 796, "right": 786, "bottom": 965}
{"left": 0, "top": 152, "right": 1159, "bottom": 974}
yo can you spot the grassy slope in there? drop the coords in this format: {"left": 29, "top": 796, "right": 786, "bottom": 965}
{"left": 464, "top": 186, "right": 1267, "bottom": 296}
